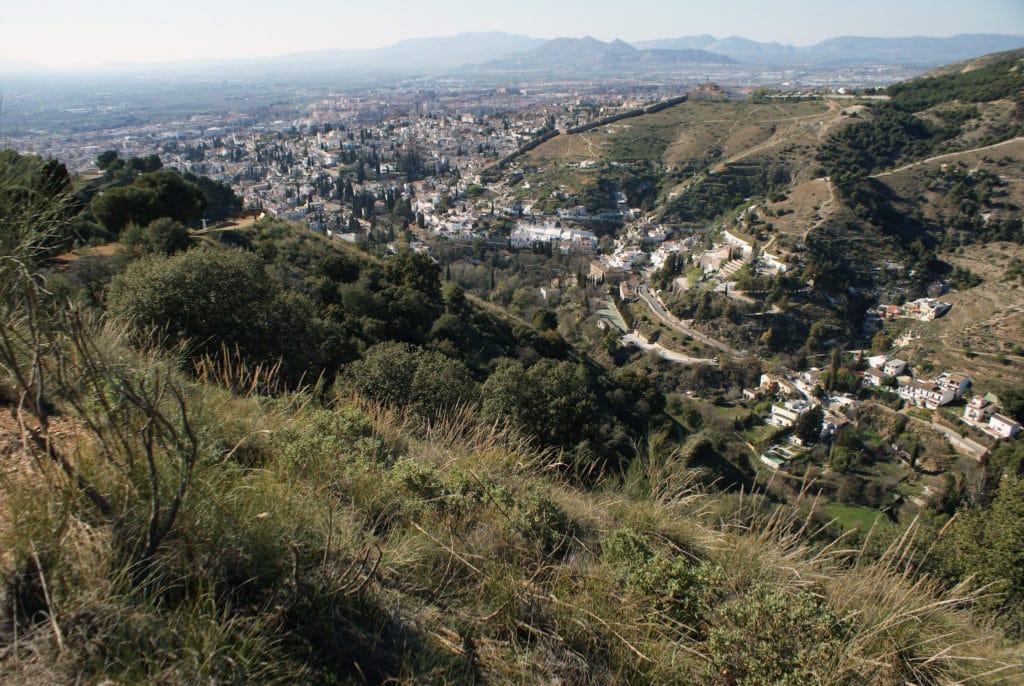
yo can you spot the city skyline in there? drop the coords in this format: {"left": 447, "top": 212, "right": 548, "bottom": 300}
{"left": 2, "top": 0, "right": 1023, "bottom": 69}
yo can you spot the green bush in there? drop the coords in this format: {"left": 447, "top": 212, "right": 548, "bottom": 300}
{"left": 343, "top": 341, "right": 478, "bottom": 422}
{"left": 510, "top": 491, "right": 576, "bottom": 554}
{"left": 121, "top": 217, "right": 192, "bottom": 256}
{"left": 107, "top": 248, "right": 328, "bottom": 382}
{"left": 91, "top": 169, "right": 206, "bottom": 233}
{"left": 703, "top": 586, "right": 846, "bottom": 685}
{"left": 603, "top": 529, "right": 723, "bottom": 628}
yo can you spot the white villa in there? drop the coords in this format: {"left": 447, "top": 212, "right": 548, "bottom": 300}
{"left": 769, "top": 399, "right": 813, "bottom": 428}
{"left": 510, "top": 222, "right": 597, "bottom": 254}
{"left": 898, "top": 379, "right": 955, "bottom": 409}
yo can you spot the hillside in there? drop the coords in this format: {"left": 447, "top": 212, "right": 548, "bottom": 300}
{"left": 529, "top": 98, "right": 845, "bottom": 167}
{"left": 891, "top": 241, "right": 1024, "bottom": 391}
{"left": 519, "top": 97, "right": 855, "bottom": 224}
{"left": 922, "top": 47, "right": 1024, "bottom": 77}
{"left": 512, "top": 48, "right": 1023, "bottom": 297}
{"left": 2, "top": 263, "right": 1021, "bottom": 683}
{"left": 3, "top": 49, "right": 1024, "bottom": 684}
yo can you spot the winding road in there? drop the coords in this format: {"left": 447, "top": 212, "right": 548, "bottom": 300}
{"left": 622, "top": 331, "right": 717, "bottom": 365}
{"left": 635, "top": 284, "right": 749, "bottom": 358}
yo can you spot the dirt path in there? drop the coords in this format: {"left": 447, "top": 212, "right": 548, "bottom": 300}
{"left": 48, "top": 243, "right": 119, "bottom": 269}
{"left": 580, "top": 133, "right": 598, "bottom": 158}
{"left": 802, "top": 177, "right": 836, "bottom": 245}
{"left": 191, "top": 215, "right": 260, "bottom": 235}
{"left": 870, "top": 137, "right": 1024, "bottom": 178}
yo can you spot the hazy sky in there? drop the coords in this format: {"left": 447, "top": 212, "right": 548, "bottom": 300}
{"left": 3, "top": 0, "right": 1023, "bottom": 68}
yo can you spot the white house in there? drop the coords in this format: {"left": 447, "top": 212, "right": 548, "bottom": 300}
{"left": 964, "top": 396, "right": 996, "bottom": 424}
{"left": 722, "top": 230, "right": 753, "bottom": 258}
{"left": 989, "top": 413, "right": 1022, "bottom": 439}
{"left": 883, "top": 359, "right": 907, "bottom": 377}
{"left": 905, "top": 298, "right": 952, "bottom": 321}
{"left": 795, "top": 368, "right": 823, "bottom": 395}
{"left": 606, "top": 249, "right": 643, "bottom": 270}
{"left": 936, "top": 372, "right": 971, "bottom": 400}
{"left": 761, "top": 251, "right": 788, "bottom": 274}
{"left": 862, "top": 367, "right": 887, "bottom": 388}
{"left": 769, "top": 399, "right": 812, "bottom": 428}
{"left": 898, "top": 379, "right": 955, "bottom": 409}
{"left": 510, "top": 222, "right": 597, "bottom": 254}
{"left": 866, "top": 354, "right": 889, "bottom": 370}
{"left": 759, "top": 373, "right": 782, "bottom": 393}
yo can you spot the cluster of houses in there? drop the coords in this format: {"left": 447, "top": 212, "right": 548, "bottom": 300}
{"left": 862, "top": 354, "right": 1021, "bottom": 439}
{"left": 587, "top": 222, "right": 794, "bottom": 291}
{"left": 557, "top": 205, "right": 628, "bottom": 223}
{"left": 745, "top": 350, "right": 1021, "bottom": 473}
{"left": 876, "top": 297, "right": 952, "bottom": 322}
{"left": 509, "top": 222, "right": 598, "bottom": 254}
{"left": 745, "top": 371, "right": 851, "bottom": 469}
{"left": 588, "top": 223, "right": 685, "bottom": 283}
{"left": 863, "top": 355, "right": 971, "bottom": 409}
{"left": 962, "top": 395, "right": 1022, "bottom": 439}
{"left": 721, "top": 229, "right": 788, "bottom": 275}
{"left": 896, "top": 373, "right": 969, "bottom": 409}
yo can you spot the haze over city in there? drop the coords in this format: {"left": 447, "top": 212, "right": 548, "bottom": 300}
{"left": 3, "top": 0, "right": 1023, "bottom": 68}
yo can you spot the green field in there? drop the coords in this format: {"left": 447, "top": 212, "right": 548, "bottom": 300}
{"left": 825, "top": 502, "right": 888, "bottom": 532}
{"left": 741, "top": 424, "right": 778, "bottom": 445}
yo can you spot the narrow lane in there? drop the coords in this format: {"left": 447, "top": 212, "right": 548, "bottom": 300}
{"left": 635, "top": 284, "right": 749, "bottom": 358}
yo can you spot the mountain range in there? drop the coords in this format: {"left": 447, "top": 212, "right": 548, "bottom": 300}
{"left": 471, "top": 36, "right": 735, "bottom": 75}
{"left": 4, "top": 32, "right": 1023, "bottom": 78}
{"left": 635, "top": 33, "right": 1024, "bottom": 66}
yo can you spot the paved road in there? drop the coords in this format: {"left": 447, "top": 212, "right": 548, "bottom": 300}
{"left": 622, "top": 331, "right": 717, "bottom": 365}
{"left": 636, "top": 285, "right": 749, "bottom": 358}
{"left": 925, "top": 419, "right": 988, "bottom": 461}
{"left": 895, "top": 407, "right": 989, "bottom": 461}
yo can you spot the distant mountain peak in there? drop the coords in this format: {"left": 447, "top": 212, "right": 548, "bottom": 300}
{"left": 635, "top": 33, "right": 1024, "bottom": 66}
{"left": 475, "top": 36, "right": 733, "bottom": 75}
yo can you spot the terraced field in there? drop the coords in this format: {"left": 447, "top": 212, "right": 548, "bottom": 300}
{"left": 897, "top": 241, "right": 1024, "bottom": 393}
{"left": 528, "top": 98, "right": 851, "bottom": 171}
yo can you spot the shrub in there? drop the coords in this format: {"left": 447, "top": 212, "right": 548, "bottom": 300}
{"left": 121, "top": 217, "right": 191, "bottom": 256}
{"left": 703, "top": 586, "right": 845, "bottom": 685}
{"left": 603, "top": 528, "right": 723, "bottom": 628}
{"left": 510, "top": 491, "right": 576, "bottom": 555}
{"left": 343, "top": 342, "right": 478, "bottom": 422}
{"left": 107, "top": 248, "right": 325, "bottom": 382}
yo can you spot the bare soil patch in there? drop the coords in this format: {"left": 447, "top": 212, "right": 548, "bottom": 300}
{"left": 898, "top": 241, "right": 1024, "bottom": 393}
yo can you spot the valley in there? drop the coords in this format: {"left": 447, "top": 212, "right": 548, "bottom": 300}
{"left": 1, "top": 35, "right": 1023, "bottom": 685}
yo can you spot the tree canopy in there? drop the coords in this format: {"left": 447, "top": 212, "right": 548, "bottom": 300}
{"left": 106, "top": 248, "right": 328, "bottom": 381}
{"left": 344, "top": 341, "right": 477, "bottom": 422}
{"left": 481, "top": 358, "right": 598, "bottom": 453}
{"left": 91, "top": 169, "right": 206, "bottom": 233}
{"left": 183, "top": 171, "right": 243, "bottom": 221}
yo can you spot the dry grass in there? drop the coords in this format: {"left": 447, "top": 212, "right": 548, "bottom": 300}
{"left": 766, "top": 177, "right": 837, "bottom": 238}
{"left": 895, "top": 241, "right": 1024, "bottom": 392}
{"left": 527, "top": 99, "right": 846, "bottom": 168}
{"left": 0, "top": 320, "right": 1020, "bottom": 683}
